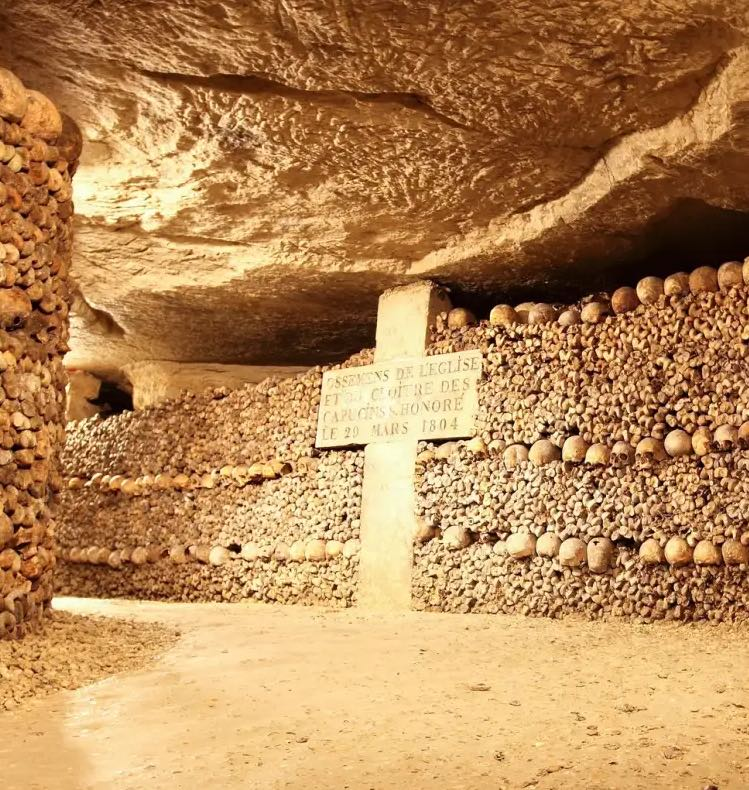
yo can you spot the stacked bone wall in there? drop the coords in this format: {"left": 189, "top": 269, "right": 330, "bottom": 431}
{"left": 414, "top": 263, "right": 749, "bottom": 622}
{"left": 58, "top": 255, "right": 749, "bottom": 623}
{"left": 0, "top": 68, "right": 79, "bottom": 638}
{"left": 56, "top": 353, "right": 372, "bottom": 605}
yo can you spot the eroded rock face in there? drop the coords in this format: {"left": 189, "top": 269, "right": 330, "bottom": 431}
{"left": 66, "top": 370, "right": 102, "bottom": 423}
{"left": 1, "top": 2, "right": 748, "bottom": 373}
{"left": 123, "top": 361, "right": 308, "bottom": 409}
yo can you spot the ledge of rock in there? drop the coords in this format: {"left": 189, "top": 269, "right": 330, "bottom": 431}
{"left": 1, "top": 2, "right": 748, "bottom": 374}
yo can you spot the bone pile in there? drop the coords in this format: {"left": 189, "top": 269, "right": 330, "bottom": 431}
{"left": 0, "top": 611, "right": 177, "bottom": 710}
{"left": 415, "top": 259, "right": 749, "bottom": 621}
{"left": 56, "top": 358, "right": 369, "bottom": 605}
{"left": 0, "top": 68, "right": 79, "bottom": 639}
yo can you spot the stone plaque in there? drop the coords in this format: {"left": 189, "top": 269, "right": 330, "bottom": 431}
{"left": 316, "top": 350, "right": 482, "bottom": 448}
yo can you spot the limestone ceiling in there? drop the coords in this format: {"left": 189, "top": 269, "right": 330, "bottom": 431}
{"left": 0, "top": 1, "right": 748, "bottom": 376}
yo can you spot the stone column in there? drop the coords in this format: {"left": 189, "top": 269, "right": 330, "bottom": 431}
{"left": 358, "top": 281, "right": 450, "bottom": 610}
{"left": 0, "top": 68, "right": 80, "bottom": 637}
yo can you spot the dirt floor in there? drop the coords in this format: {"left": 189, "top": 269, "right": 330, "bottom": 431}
{"left": 1, "top": 599, "right": 747, "bottom": 790}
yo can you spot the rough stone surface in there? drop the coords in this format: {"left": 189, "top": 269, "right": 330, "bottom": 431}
{"left": 123, "top": 361, "right": 308, "bottom": 409}
{"left": 1, "top": 3, "right": 749, "bottom": 374}
{"left": 66, "top": 370, "right": 102, "bottom": 422}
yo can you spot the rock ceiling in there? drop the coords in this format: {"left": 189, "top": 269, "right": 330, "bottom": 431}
{"left": 1, "top": 1, "right": 748, "bottom": 376}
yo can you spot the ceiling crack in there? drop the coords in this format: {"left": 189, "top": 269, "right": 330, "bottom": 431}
{"left": 137, "top": 68, "right": 476, "bottom": 133}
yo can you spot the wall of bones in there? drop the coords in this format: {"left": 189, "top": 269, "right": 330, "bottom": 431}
{"left": 58, "top": 258, "right": 749, "bottom": 622}
{"left": 56, "top": 355, "right": 371, "bottom": 606}
{"left": 415, "top": 260, "right": 749, "bottom": 621}
{"left": 0, "top": 68, "right": 79, "bottom": 639}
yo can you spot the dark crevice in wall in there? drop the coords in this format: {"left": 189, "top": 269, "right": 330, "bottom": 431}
{"left": 451, "top": 200, "right": 749, "bottom": 317}
{"left": 90, "top": 381, "right": 133, "bottom": 416}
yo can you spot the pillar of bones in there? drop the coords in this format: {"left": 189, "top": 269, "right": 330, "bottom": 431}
{"left": 0, "top": 67, "right": 80, "bottom": 637}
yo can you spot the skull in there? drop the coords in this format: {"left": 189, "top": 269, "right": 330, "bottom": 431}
{"left": 503, "top": 444, "right": 529, "bottom": 469}
{"left": 611, "top": 286, "right": 640, "bottom": 314}
{"left": 635, "top": 438, "right": 667, "bottom": 462}
{"left": 738, "top": 422, "right": 749, "bottom": 450}
{"left": 714, "top": 424, "right": 738, "bottom": 451}
{"left": 528, "top": 439, "right": 561, "bottom": 466}
{"left": 612, "top": 441, "right": 635, "bottom": 466}
{"left": 691, "top": 427, "right": 714, "bottom": 456}
{"left": 584, "top": 443, "right": 611, "bottom": 465}
{"left": 562, "top": 436, "right": 588, "bottom": 463}
{"left": 635, "top": 276, "right": 664, "bottom": 305}
{"left": 664, "top": 429, "right": 691, "bottom": 457}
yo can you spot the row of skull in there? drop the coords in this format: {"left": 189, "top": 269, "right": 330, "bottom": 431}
{"left": 66, "top": 459, "right": 295, "bottom": 493}
{"left": 61, "top": 537, "right": 361, "bottom": 568}
{"left": 441, "top": 527, "right": 749, "bottom": 570}
{"left": 442, "top": 258, "right": 749, "bottom": 330}
{"left": 420, "top": 424, "right": 749, "bottom": 469}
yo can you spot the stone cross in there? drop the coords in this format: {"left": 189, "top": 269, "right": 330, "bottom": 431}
{"left": 359, "top": 282, "right": 451, "bottom": 609}
{"left": 315, "top": 281, "right": 482, "bottom": 610}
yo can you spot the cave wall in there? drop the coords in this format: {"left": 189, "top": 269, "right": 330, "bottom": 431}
{"left": 1, "top": 3, "right": 748, "bottom": 378}
{"left": 0, "top": 68, "right": 79, "bottom": 638}
{"left": 122, "top": 361, "right": 309, "bottom": 410}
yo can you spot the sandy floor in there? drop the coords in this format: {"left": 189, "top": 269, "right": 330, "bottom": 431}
{"left": 1, "top": 599, "right": 747, "bottom": 790}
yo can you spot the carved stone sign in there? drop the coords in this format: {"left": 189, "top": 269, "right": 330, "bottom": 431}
{"left": 316, "top": 350, "right": 482, "bottom": 448}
